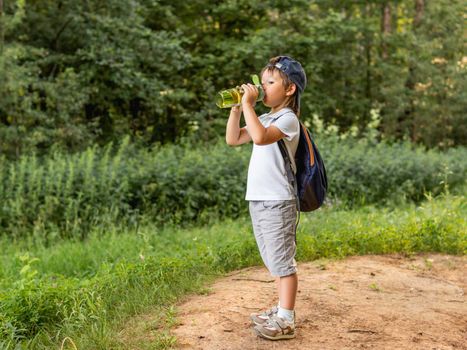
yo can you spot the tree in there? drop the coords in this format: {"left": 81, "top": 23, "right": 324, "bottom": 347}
{"left": 381, "top": 2, "right": 391, "bottom": 60}
{"left": 0, "top": 0, "right": 465, "bottom": 157}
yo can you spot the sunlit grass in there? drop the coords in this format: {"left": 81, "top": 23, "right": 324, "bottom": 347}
{"left": 0, "top": 194, "right": 465, "bottom": 349}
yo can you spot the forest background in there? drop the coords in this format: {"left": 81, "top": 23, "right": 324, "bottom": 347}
{"left": 0, "top": 1, "right": 466, "bottom": 349}
{"left": 1, "top": 0, "right": 465, "bottom": 157}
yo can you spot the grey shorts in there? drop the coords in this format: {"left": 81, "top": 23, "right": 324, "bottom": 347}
{"left": 249, "top": 200, "right": 297, "bottom": 277}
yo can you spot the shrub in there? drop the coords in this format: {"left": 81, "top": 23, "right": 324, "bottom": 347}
{"left": 0, "top": 137, "right": 465, "bottom": 239}
{"left": 320, "top": 135, "right": 466, "bottom": 206}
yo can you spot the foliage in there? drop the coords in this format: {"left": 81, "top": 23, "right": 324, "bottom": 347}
{"left": 0, "top": 0, "right": 466, "bottom": 158}
{"left": 0, "top": 195, "right": 465, "bottom": 348}
{"left": 321, "top": 134, "right": 466, "bottom": 206}
{"left": 376, "top": 0, "right": 466, "bottom": 148}
{"left": 0, "top": 0, "right": 192, "bottom": 157}
{"left": 0, "top": 135, "right": 465, "bottom": 240}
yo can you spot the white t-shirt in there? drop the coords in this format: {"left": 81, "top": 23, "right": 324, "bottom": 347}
{"left": 245, "top": 108, "right": 300, "bottom": 201}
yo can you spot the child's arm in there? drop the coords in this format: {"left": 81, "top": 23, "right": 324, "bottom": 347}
{"left": 241, "top": 84, "right": 285, "bottom": 145}
{"left": 225, "top": 105, "right": 252, "bottom": 146}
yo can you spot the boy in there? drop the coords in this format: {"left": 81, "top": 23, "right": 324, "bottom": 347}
{"left": 225, "top": 56, "right": 307, "bottom": 340}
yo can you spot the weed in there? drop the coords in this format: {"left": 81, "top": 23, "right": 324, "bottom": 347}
{"left": 369, "top": 283, "right": 382, "bottom": 292}
{"left": 424, "top": 258, "right": 434, "bottom": 270}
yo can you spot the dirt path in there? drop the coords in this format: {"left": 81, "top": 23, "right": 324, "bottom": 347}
{"left": 172, "top": 254, "right": 466, "bottom": 350}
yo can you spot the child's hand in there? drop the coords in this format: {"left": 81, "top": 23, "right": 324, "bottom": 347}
{"left": 241, "top": 83, "right": 258, "bottom": 107}
{"left": 231, "top": 105, "right": 242, "bottom": 114}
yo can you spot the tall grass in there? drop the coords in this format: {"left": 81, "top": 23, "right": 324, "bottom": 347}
{"left": 322, "top": 136, "right": 466, "bottom": 205}
{"left": 0, "top": 137, "right": 465, "bottom": 240}
{"left": 0, "top": 194, "right": 465, "bottom": 349}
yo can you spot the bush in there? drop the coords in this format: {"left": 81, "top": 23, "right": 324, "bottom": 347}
{"left": 0, "top": 137, "right": 465, "bottom": 239}
{"left": 320, "top": 135, "right": 466, "bottom": 206}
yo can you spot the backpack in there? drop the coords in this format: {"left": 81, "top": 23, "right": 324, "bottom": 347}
{"left": 277, "top": 122, "right": 328, "bottom": 212}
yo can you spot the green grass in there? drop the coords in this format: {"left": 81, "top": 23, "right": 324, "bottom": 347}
{"left": 0, "top": 194, "right": 465, "bottom": 349}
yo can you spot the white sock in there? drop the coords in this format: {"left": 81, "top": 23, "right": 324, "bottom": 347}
{"left": 277, "top": 307, "right": 294, "bottom": 323}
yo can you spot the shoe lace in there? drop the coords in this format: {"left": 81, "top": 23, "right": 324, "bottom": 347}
{"left": 265, "top": 315, "right": 289, "bottom": 330}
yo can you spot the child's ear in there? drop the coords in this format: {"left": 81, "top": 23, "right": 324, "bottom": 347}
{"left": 285, "top": 84, "right": 296, "bottom": 96}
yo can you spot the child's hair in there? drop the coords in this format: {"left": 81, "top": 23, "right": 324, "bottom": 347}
{"left": 261, "top": 56, "right": 301, "bottom": 116}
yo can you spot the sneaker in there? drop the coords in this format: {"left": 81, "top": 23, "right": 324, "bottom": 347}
{"left": 250, "top": 306, "right": 278, "bottom": 326}
{"left": 254, "top": 315, "right": 295, "bottom": 340}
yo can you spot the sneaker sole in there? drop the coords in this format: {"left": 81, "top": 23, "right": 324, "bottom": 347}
{"left": 254, "top": 327, "right": 295, "bottom": 340}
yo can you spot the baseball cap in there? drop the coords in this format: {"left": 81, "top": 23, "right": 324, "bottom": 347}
{"left": 267, "top": 56, "right": 307, "bottom": 94}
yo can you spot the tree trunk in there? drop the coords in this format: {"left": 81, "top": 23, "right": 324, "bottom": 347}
{"left": 414, "top": 0, "right": 425, "bottom": 27}
{"left": 381, "top": 2, "right": 391, "bottom": 60}
{"left": 363, "top": 3, "right": 372, "bottom": 128}
{"left": 410, "top": 0, "right": 424, "bottom": 142}
{"left": 0, "top": 0, "right": 4, "bottom": 55}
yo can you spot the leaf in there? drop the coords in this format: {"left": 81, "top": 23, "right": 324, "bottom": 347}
{"left": 20, "top": 264, "right": 30, "bottom": 276}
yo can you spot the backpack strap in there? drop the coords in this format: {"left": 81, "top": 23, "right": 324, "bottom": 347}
{"left": 271, "top": 108, "right": 297, "bottom": 172}
{"left": 278, "top": 138, "right": 300, "bottom": 240}
{"left": 278, "top": 139, "right": 300, "bottom": 213}
{"left": 273, "top": 109, "right": 301, "bottom": 239}
{"left": 272, "top": 109, "right": 300, "bottom": 211}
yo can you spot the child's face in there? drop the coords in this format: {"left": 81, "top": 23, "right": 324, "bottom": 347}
{"left": 261, "top": 69, "right": 294, "bottom": 110}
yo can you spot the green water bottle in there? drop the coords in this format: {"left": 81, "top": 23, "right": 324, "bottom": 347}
{"left": 216, "top": 74, "right": 264, "bottom": 108}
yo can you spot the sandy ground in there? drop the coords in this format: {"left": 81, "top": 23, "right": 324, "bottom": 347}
{"left": 171, "top": 254, "right": 466, "bottom": 350}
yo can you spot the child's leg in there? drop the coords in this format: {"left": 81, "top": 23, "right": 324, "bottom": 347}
{"left": 252, "top": 200, "right": 297, "bottom": 340}
{"left": 279, "top": 273, "right": 297, "bottom": 310}
{"left": 250, "top": 200, "right": 297, "bottom": 322}
{"left": 275, "top": 277, "right": 280, "bottom": 305}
